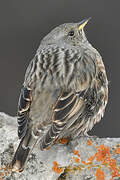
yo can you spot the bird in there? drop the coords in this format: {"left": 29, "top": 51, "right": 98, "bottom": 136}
{"left": 10, "top": 18, "right": 108, "bottom": 172}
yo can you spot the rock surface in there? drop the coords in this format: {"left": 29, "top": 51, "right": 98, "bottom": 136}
{"left": 0, "top": 112, "right": 120, "bottom": 180}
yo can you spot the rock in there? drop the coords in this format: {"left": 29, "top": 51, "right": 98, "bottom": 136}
{"left": 0, "top": 112, "right": 120, "bottom": 180}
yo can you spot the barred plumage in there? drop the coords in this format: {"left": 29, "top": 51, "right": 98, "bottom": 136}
{"left": 10, "top": 19, "right": 108, "bottom": 172}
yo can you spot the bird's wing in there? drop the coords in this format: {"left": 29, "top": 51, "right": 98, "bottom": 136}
{"left": 37, "top": 46, "right": 98, "bottom": 150}
{"left": 17, "top": 86, "right": 32, "bottom": 139}
{"left": 17, "top": 45, "right": 97, "bottom": 144}
{"left": 39, "top": 89, "right": 86, "bottom": 150}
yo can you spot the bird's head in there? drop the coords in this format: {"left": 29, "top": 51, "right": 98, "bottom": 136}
{"left": 41, "top": 18, "right": 91, "bottom": 47}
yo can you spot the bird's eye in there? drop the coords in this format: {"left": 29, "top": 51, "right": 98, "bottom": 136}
{"left": 68, "top": 31, "right": 74, "bottom": 36}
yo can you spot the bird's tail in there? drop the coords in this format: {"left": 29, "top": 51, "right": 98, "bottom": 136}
{"left": 10, "top": 129, "right": 38, "bottom": 172}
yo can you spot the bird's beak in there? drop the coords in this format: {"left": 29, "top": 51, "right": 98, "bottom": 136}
{"left": 78, "top": 18, "right": 91, "bottom": 31}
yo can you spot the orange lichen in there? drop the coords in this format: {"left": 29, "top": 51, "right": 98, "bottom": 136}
{"left": 53, "top": 143, "right": 120, "bottom": 179}
{"left": 95, "top": 145, "right": 120, "bottom": 178}
{"left": 0, "top": 172, "right": 5, "bottom": 180}
{"left": 74, "top": 150, "right": 79, "bottom": 155}
{"left": 82, "top": 161, "right": 87, "bottom": 165}
{"left": 74, "top": 150, "right": 80, "bottom": 157}
{"left": 52, "top": 161, "right": 63, "bottom": 174}
{"left": 115, "top": 147, "right": 120, "bottom": 154}
{"left": 96, "top": 145, "right": 110, "bottom": 165}
{"left": 82, "top": 161, "right": 91, "bottom": 165}
{"left": 108, "top": 159, "right": 120, "bottom": 178}
{"left": 88, "top": 155, "right": 95, "bottom": 162}
{"left": 0, "top": 165, "right": 11, "bottom": 179}
{"left": 74, "top": 157, "right": 80, "bottom": 163}
{"left": 96, "top": 144, "right": 99, "bottom": 148}
{"left": 96, "top": 168, "right": 105, "bottom": 180}
{"left": 87, "top": 140, "right": 92, "bottom": 146}
{"left": 81, "top": 144, "right": 120, "bottom": 178}
{"left": 112, "top": 146, "right": 120, "bottom": 155}
{"left": 59, "top": 138, "right": 69, "bottom": 144}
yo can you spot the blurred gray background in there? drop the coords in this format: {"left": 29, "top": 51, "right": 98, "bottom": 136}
{"left": 0, "top": 0, "right": 119, "bottom": 137}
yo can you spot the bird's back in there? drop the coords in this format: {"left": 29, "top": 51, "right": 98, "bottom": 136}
{"left": 10, "top": 20, "right": 108, "bottom": 172}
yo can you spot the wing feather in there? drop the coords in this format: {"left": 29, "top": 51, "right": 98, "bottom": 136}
{"left": 39, "top": 90, "right": 85, "bottom": 150}
{"left": 17, "top": 87, "right": 32, "bottom": 139}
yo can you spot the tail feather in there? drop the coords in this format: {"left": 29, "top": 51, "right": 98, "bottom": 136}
{"left": 10, "top": 130, "right": 37, "bottom": 172}
{"left": 10, "top": 138, "right": 30, "bottom": 172}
